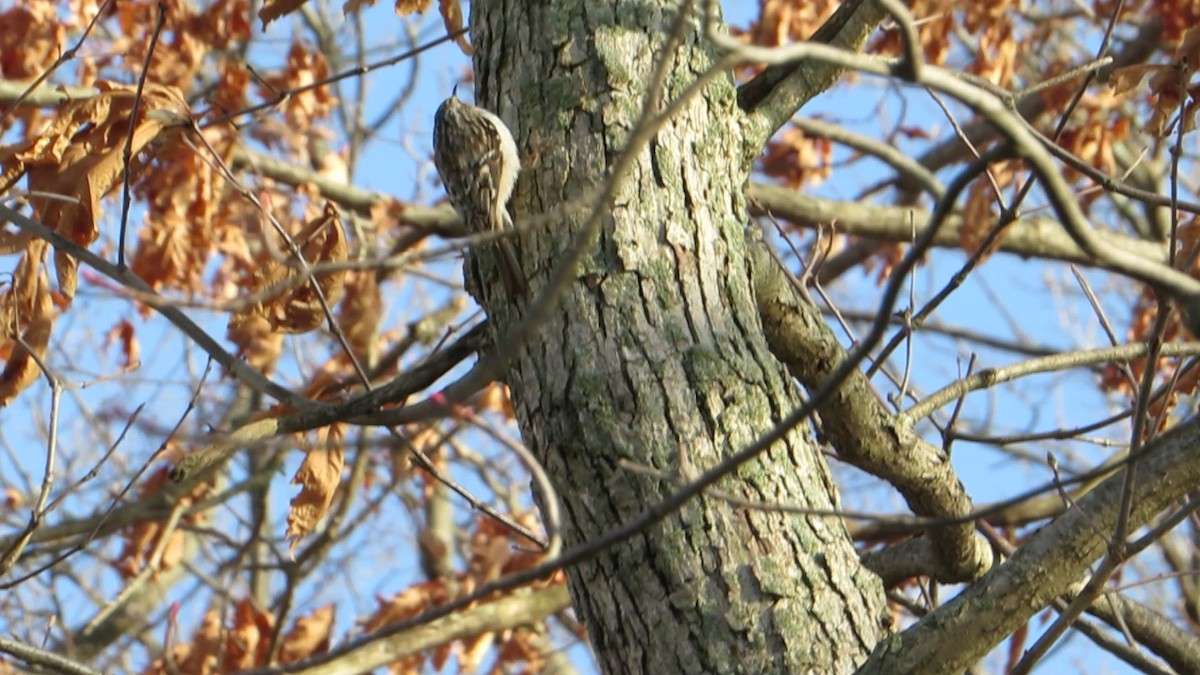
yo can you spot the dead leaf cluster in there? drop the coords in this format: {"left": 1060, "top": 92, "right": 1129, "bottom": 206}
{"left": 356, "top": 513, "right": 564, "bottom": 674}
{"left": 143, "top": 601, "right": 334, "bottom": 674}
{"left": 0, "top": 0, "right": 65, "bottom": 81}
{"left": 0, "top": 81, "right": 190, "bottom": 403}
{"left": 760, "top": 126, "right": 833, "bottom": 189}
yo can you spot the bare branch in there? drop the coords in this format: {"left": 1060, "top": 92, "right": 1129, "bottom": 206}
{"left": 858, "top": 417, "right": 1200, "bottom": 674}
{"left": 750, "top": 230, "right": 991, "bottom": 583}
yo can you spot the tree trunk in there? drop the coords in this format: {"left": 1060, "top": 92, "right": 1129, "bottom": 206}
{"left": 472, "top": 2, "right": 888, "bottom": 672}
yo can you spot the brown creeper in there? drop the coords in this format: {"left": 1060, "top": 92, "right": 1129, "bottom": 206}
{"left": 433, "top": 88, "right": 525, "bottom": 294}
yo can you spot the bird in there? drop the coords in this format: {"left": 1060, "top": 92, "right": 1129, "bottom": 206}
{"left": 432, "top": 87, "right": 526, "bottom": 296}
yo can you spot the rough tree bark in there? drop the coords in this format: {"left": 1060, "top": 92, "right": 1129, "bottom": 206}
{"left": 470, "top": 2, "right": 888, "bottom": 672}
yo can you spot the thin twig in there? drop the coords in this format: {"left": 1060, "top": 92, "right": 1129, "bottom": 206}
{"left": 0, "top": 337, "right": 62, "bottom": 578}
{"left": 118, "top": 1, "right": 168, "bottom": 269}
